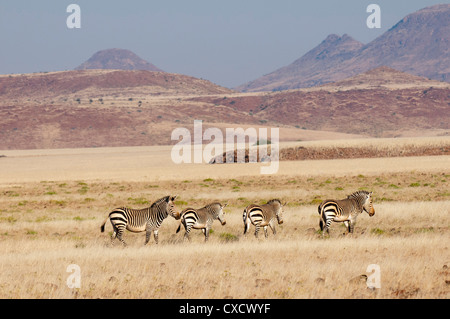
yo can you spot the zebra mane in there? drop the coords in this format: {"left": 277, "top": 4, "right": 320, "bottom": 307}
{"left": 202, "top": 202, "right": 223, "bottom": 218}
{"left": 267, "top": 199, "right": 282, "bottom": 205}
{"left": 151, "top": 196, "right": 170, "bottom": 208}
{"left": 204, "top": 202, "right": 223, "bottom": 215}
{"left": 204, "top": 202, "right": 222, "bottom": 208}
{"left": 347, "top": 190, "right": 370, "bottom": 200}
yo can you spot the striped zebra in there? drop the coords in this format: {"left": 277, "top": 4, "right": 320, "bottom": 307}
{"left": 318, "top": 190, "right": 375, "bottom": 236}
{"left": 100, "top": 195, "right": 180, "bottom": 245}
{"left": 176, "top": 202, "right": 227, "bottom": 242}
{"left": 243, "top": 199, "right": 285, "bottom": 238}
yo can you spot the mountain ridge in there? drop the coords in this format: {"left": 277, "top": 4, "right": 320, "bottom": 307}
{"left": 237, "top": 4, "right": 450, "bottom": 92}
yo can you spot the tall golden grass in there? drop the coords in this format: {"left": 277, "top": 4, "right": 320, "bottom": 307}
{"left": 0, "top": 137, "right": 448, "bottom": 299}
{"left": 0, "top": 199, "right": 448, "bottom": 299}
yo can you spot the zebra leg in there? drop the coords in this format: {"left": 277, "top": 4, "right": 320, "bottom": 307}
{"left": 322, "top": 218, "right": 332, "bottom": 237}
{"left": 254, "top": 225, "right": 260, "bottom": 238}
{"left": 153, "top": 230, "right": 159, "bottom": 244}
{"left": 110, "top": 231, "right": 117, "bottom": 245}
{"left": 343, "top": 221, "right": 350, "bottom": 234}
{"left": 115, "top": 226, "right": 127, "bottom": 246}
{"left": 349, "top": 222, "right": 355, "bottom": 234}
{"left": 108, "top": 221, "right": 118, "bottom": 244}
{"left": 145, "top": 229, "right": 152, "bottom": 245}
{"left": 203, "top": 228, "right": 209, "bottom": 242}
{"left": 110, "top": 225, "right": 117, "bottom": 244}
{"left": 184, "top": 226, "right": 192, "bottom": 242}
{"left": 269, "top": 220, "right": 277, "bottom": 236}
{"left": 264, "top": 226, "right": 269, "bottom": 239}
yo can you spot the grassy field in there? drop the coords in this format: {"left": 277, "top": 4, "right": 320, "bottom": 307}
{"left": 0, "top": 137, "right": 449, "bottom": 299}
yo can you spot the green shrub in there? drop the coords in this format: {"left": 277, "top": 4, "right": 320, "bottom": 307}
{"left": 371, "top": 228, "right": 385, "bottom": 235}
{"left": 219, "top": 232, "right": 238, "bottom": 242}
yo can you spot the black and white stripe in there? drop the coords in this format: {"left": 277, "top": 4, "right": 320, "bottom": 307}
{"left": 318, "top": 190, "right": 375, "bottom": 236}
{"left": 243, "top": 199, "right": 284, "bottom": 238}
{"left": 176, "top": 202, "right": 227, "bottom": 241}
{"left": 100, "top": 195, "right": 179, "bottom": 245}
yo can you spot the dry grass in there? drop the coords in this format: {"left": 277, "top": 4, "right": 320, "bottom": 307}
{"left": 0, "top": 137, "right": 449, "bottom": 299}
{"left": 0, "top": 201, "right": 448, "bottom": 299}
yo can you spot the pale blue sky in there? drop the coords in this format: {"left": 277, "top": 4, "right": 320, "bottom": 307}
{"left": 0, "top": 0, "right": 447, "bottom": 87}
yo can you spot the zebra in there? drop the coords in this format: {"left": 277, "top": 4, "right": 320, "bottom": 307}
{"left": 318, "top": 190, "right": 375, "bottom": 236}
{"left": 176, "top": 202, "right": 227, "bottom": 242}
{"left": 100, "top": 195, "right": 180, "bottom": 245}
{"left": 243, "top": 199, "right": 285, "bottom": 238}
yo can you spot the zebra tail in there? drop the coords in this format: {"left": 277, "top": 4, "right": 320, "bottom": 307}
{"left": 100, "top": 215, "right": 109, "bottom": 233}
{"left": 318, "top": 203, "right": 325, "bottom": 231}
{"left": 243, "top": 215, "right": 250, "bottom": 234}
{"left": 176, "top": 214, "right": 185, "bottom": 233}
{"left": 176, "top": 216, "right": 184, "bottom": 233}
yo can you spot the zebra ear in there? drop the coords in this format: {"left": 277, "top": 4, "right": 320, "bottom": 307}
{"left": 170, "top": 195, "right": 177, "bottom": 202}
{"left": 222, "top": 203, "right": 228, "bottom": 208}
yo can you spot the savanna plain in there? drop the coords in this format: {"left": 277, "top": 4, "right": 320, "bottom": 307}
{"left": 0, "top": 137, "right": 449, "bottom": 299}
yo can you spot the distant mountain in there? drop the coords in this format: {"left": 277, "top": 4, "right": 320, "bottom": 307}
{"left": 237, "top": 4, "right": 450, "bottom": 92}
{"left": 237, "top": 34, "right": 364, "bottom": 91}
{"left": 75, "top": 48, "right": 164, "bottom": 72}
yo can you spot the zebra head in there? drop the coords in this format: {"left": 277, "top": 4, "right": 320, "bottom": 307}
{"left": 277, "top": 201, "right": 286, "bottom": 225}
{"left": 216, "top": 203, "right": 227, "bottom": 226}
{"left": 363, "top": 192, "right": 375, "bottom": 217}
{"left": 166, "top": 195, "right": 181, "bottom": 220}
{"left": 268, "top": 199, "right": 284, "bottom": 225}
{"left": 349, "top": 191, "right": 375, "bottom": 217}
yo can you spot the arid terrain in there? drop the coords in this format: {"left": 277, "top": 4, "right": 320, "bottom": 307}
{"left": 0, "top": 137, "right": 448, "bottom": 299}
{"left": 1, "top": 1, "right": 449, "bottom": 302}
{"left": 0, "top": 67, "right": 449, "bottom": 150}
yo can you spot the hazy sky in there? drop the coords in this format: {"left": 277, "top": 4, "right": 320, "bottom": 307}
{"left": 0, "top": 0, "right": 447, "bottom": 87}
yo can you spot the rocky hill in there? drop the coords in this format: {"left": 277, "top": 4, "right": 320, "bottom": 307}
{"left": 75, "top": 48, "right": 164, "bottom": 72}
{"left": 0, "top": 69, "right": 232, "bottom": 103}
